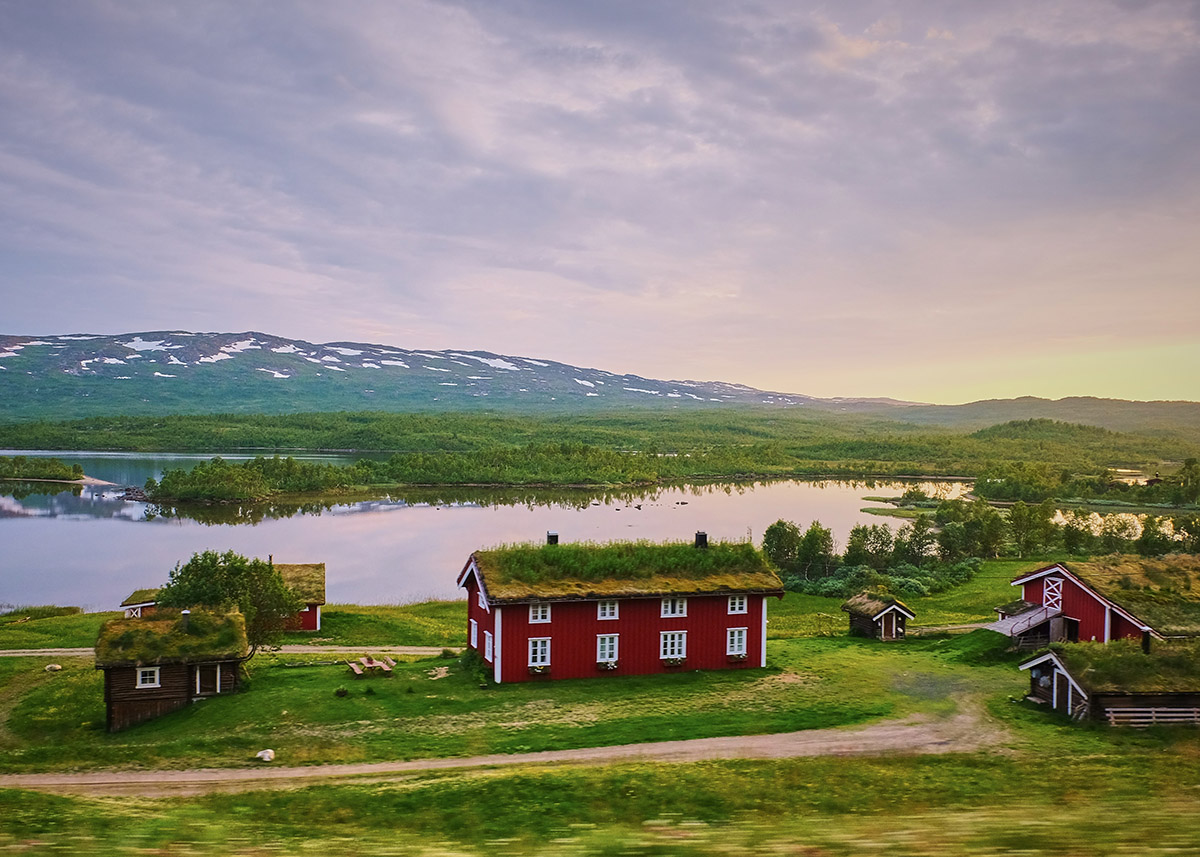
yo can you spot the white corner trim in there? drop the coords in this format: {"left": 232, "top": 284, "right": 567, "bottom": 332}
{"left": 493, "top": 607, "right": 503, "bottom": 684}
{"left": 760, "top": 597, "right": 768, "bottom": 668}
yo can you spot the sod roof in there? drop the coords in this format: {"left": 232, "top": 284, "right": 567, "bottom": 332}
{"left": 276, "top": 563, "right": 326, "bottom": 604}
{"left": 120, "top": 587, "right": 161, "bottom": 607}
{"left": 842, "top": 591, "right": 914, "bottom": 619}
{"left": 1049, "top": 639, "right": 1200, "bottom": 694}
{"left": 470, "top": 541, "right": 783, "bottom": 603}
{"left": 95, "top": 610, "right": 249, "bottom": 667}
{"left": 994, "top": 599, "right": 1036, "bottom": 617}
{"left": 1064, "top": 555, "right": 1200, "bottom": 636}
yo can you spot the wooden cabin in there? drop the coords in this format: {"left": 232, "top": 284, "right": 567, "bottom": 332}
{"left": 458, "top": 535, "right": 784, "bottom": 684}
{"left": 989, "top": 555, "right": 1200, "bottom": 648}
{"left": 1020, "top": 639, "right": 1200, "bottom": 725}
{"left": 841, "top": 591, "right": 914, "bottom": 641}
{"left": 275, "top": 562, "right": 326, "bottom": 631}
{"left": 94, "top": 610, "right": 249, "bottom": 732}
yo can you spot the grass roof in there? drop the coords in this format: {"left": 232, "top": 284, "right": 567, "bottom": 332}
{"left": 1066, "top": 554, "right": 1200, "bottom": 636}
{"left": 95, "top": 610, "right": 248, "bottom": 667}
{"left": 994, "top": 599, "right": 1036, "bottom": 616}
{"left": 276, "top": 563, "right": 326, "bottom": 604}
{"left": 842, "top": 591, "right": 913, "bottom": 619}
{"left": 472, "top": 541, "right": 783, "bottom": 602}
{"left": 120, "top": 587, "right": 161, "bottom": 607}
{"left": 1050, "top": 639, "right": 1200, "bottom": 694}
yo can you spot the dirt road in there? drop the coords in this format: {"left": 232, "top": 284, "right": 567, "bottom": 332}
{"left": 0, "top": 700, "right": 1008, "bottom": 797}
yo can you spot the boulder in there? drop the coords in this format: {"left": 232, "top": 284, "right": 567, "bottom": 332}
{"left": 255, "top": 749, "right": 276, "bottom": 762}
{"left": 44, "top": 664, "right": 62, "bottom": 672}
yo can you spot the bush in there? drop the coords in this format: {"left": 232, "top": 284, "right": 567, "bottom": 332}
{"left": 334, "top": 686, "right": 349, "bottom": 698}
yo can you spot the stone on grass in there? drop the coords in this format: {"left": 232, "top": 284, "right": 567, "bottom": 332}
{"left": 255, "top": 749, "right": 276, "bottom": 762}
{"left": 44, "top": 664, "right": 62, "bottom": 672}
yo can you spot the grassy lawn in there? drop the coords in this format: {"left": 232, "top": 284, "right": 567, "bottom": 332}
{"left": 0, "top": 633, "right": 1024, "bottom": 773}
{"left": 278, "top": 601, "right": 467, "bottom": 648}
{"left": 0, "top": 609, "right": 119, "bottom": 649}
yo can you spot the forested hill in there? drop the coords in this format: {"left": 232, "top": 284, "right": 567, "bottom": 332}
{"left": 0, "top": 331, "right": 894, "bottom": 421}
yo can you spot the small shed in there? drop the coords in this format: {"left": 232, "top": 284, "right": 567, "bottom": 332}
{"left": 842, "top": 591, "right": 914, "bottom": 641}
{"left": 275, "top": 562, "right": 326, "bottom": 631}
{"left": 1020, "top": 639, "right": 1200, "bottom": 725}
{"left": 95, "top": 610, "right": 249, "bottom": 732}
{"left": 120, "top": 587, "right": 161, "bottom": 618}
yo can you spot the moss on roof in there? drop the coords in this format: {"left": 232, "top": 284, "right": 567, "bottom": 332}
{"left": 1050, "top": 639, "right": 1200, "bottom": 694}
{"left": 842, "top": 591, "right": 913, "bottom": 619}
{"left": 120, "top": 587, "right": 161, "bottom": 607}
{"left": 95, "top": 610, "right": 248, "bottom": 667}
{"left": 472, "top": 541, "right": 783, "bottom": 602}
{"left": 994, "top": 599, "right": 1036, "bottom": 616}
{"left": 275, "top": 563, "right": 326, "bottom": 604}
{"left": 1065, "top": 554, "right": 1200, "bottom": 636}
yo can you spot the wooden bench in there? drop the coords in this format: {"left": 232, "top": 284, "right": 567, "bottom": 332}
{"left": 1105, "top": 707, "right": 1200, "bottom": 727}
{"left": 347, "top": 661, "right": 364, "bottom": 677}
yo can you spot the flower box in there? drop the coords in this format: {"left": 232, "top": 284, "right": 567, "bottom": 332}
{"left": 661, "top": 657, "right": 686, "bottom": 668}
{"left": 528, "top": 665, "right": 550, "bottom": 676}
{"left": 596, "top": 660, "right": 619, "bottom": 671}
{"left": 727, "top": 653, "right": 748, "bottom": 662}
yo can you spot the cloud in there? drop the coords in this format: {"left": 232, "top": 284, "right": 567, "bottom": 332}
{"left": 0, "top": 0, "right": 1197, "bottom": 401}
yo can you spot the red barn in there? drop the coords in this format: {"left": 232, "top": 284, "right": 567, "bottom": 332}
{"left": 990, "top": 556, "right": 1200, "bottom": 646}
{"left": 457, "top": 536, "right": 785, "bottom": 684}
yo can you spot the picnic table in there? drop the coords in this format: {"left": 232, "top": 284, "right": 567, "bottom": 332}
{"left": 348, "top": 655, "right": 395, "bottom": 677}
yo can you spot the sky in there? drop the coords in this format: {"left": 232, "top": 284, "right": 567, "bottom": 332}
{"left": 2, "top": 1, "right": 1199, "bottom": 405}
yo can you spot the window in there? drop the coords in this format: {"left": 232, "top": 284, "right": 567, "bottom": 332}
{"left": 470, "top": 619, "right": 478, "bottom": 648}
{"left": 529, "top": 603, "right": 551, "bottom": 624}
{"left": 660, "top": 630, "right": 687, "bottom": 659}
{"left": 596, "top": 634, "right": 619, "bottom": 662}
{"left": 484, "top": 631, "right": 494, "bottom": 662}
{"left": 477, "top": 587, "right": 487, "bottom": 610}
{"left": 597, "top": 600, "right": 619, "bottom": 620}
{"left": 136, "top": 667, "right": 161, "bottom": 688}
{"left": 727, "top": 627, "right": 748, "bottom": 656}
{"left": 528, "top": 637, "right": 551, "bottom": 666}
{"left": 728, "top": 595, "right": 747, "bottom": 614}
{"left": 661, "top": 597, "right": 687, "bottom": 617}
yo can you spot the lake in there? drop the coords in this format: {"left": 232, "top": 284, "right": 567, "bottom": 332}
{"left": 0, "top": 451, "right": 967, "bottom": 610}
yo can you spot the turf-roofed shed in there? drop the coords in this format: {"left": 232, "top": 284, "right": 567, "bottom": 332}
{"left": 275, "top": 562, "right": 327, "bottom": 631}
{"left": 119, "top": 587, "right": 161, "bottom": 618}
{"left": 459, "top": 539, "right": 785, "bottom": 683}
{"left": 1064, "top": 555, "right": 1200, "bottom": 637}
{"left": 95, "top": 610, "right": 249, "bottom": 732}
{"left": 842, "top": 591, "right": 915, "bottom": 641}
{"left": 1021, "top": 638, "right": 1200, "bottom": 725}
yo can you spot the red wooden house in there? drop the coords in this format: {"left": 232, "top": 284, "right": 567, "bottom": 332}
{"left": 990, "top": 555, "right": 1200, "bottom": 648}
{"left": 275, "top": 563, "right": 326, "bottom": 631}
{"left": 457, "top": 535, "right": 785, "bottom": 684}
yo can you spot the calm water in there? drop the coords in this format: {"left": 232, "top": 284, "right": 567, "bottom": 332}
{"left": 0, "top": 451, "right": 966, "bottom": 610}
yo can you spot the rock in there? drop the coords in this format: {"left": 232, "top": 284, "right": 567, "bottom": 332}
{"left": 44, "top": 664, "right": 62, "bottom": 672}
{"left": 255, "top": 749, "right": 276, "bottom": 762}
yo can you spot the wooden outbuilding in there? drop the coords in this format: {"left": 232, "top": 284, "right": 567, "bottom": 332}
{"left": 989, "top": 555, "right": 1200, "bottom": 648}
{"left": 458, "top": 535, "right": 784, "bottom": 684}
{"left": 120, "top": 587, "right": 160, "bottom": 618}
{"left": 275, "top": 562, "right": 326, "bottom": 631}
{"left": 94, "top": 610, "right": 249, "bottom": 732}
{"left": 841, "top": 591, "right": 914, "bottom": 640}
{"left": 1020, "top": 639, "right": 1200, "bottom": 725}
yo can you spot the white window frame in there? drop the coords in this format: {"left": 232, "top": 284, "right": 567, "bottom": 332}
{"left": 529, "top": 603, "right": 551, "bottom": 624}
{"left": 596, "top": 633, "right": 619, "bottom": 662}
{"left": 528, "top": 637, "right": 551, "bottom": 667}
{"left": 661, "top": 597, "right": 688, "bottom": 618}
{"left": 727, "top": 627, "right": 748, "bottom": 656}
{"left": 728, "top": 595, "right": 748, "bottom": 614}
{"left": 484, "top": 631, "right": 494, "bottom": 662}
{"left": 477, "top": 587, "right": 487, "bottom": 611}
{"left": 597, "top": 600, "right": 619, "bottom": 620}
{"left": 136, "top": 666, "right": 161, "bottom": 689}
{"left": 660, "top": 630, "right": 687, "bottom": 659}
{"left": 470, "top": 618, "right": 478, "bottom": 648}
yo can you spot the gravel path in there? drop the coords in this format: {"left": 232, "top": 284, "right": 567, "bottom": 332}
{"left": 0, "top": 646, "right": 458, "bottom": 658}
{"left": 0, "top": 699, "right": 1008, "bottom": 797}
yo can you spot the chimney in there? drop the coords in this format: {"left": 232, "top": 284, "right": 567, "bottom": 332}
{"left": 546, "top": 531, "right": 559, "bottom": 545}
{"left": 694, "top": 531, "right": 708, "bottom": 549}
{"left": 181, "top": 608, "right": 191, "bottom": 631}
{"left": 1142, "top": 630, "right": 1152, "bottom": 654}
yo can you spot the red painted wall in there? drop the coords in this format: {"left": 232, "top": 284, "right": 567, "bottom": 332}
{"left": 492, "top": 593, "right": 767, "bottom": 684}
{"left": 1022, "top": 571, "right": 1143, "bottom": 642}
{"left": 463, "top": 575, "right": 497, "bottom": 668}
